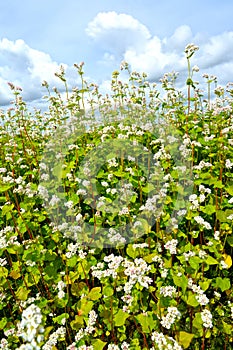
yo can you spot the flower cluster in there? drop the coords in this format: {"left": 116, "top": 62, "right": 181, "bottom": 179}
{"left": 164, "top": 239, "right": 178, "bottom": 255}
{"left": 201, "top": 309, "right": 213, "bottom": 328}
{"left": 74, "top": 310, "right": 98, "bottom": 342}
{"left": 151, "top": 331, "right": 183, "bottom": 350}
{"left": 42, "top": 327, "right": 66, "bottom": 350}
{"left": 188, "top": 278, "right": 209, "bottom": 306}
{"left": 160, "top": 307, "right": 181, "bottom": 329}
{"left": 56, "top": 280, "right": 66, "bottom": 299}
{"left": 18, "top": 304, "right": 44, "bottom": 350}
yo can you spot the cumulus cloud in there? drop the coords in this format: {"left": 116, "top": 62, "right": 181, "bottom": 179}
{"left": 199, "top": 31, "right": 233, "bottom": 69}
{"left": 0, "top": 38, "right": 69, "bottom": 106}
{"left": 2, "top": 12, "right": 233, "bottom": 108}
{"left": 86, "top": 11, "right": 233, "bottom": 86}
{"left": 86, "top": 11, "right": 151, "bottom": 55}
{"left": 163, "top": 25, "right": 193, "bottom": 52}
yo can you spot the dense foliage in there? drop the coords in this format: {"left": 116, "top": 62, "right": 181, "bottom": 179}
{"left": 0, "top": 44, "right": 232, "bottom": 349}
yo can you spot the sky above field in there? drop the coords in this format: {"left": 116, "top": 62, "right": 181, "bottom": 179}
{"left": 1, "top": 0, "right": 233, "bottom": 108}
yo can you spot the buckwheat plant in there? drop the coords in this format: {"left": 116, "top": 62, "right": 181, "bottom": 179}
{"left": 0, "top": 44, "right": 232, "bottom": 349}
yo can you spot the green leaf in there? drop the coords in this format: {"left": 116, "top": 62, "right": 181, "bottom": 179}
{"left": 214, "top": 277, "right": 231, "bottom": 292}
{"left": 186, "top": 292, "right": 199, "bottom": 307}
{"left": 200, "top": 204, "right": 216, "bottom": 215}
{"left": 52, "top": 164, "right": 63, "bottom": 179}
{"left": 225, "top": 186, "right": 233, "bottom": 196}
{"left": 126, "top": 244, "right": 139, "bottom": 259}
{"left": 189, "top": 256, "right": 201, "bottom": 269}
{"left": 222, "top": 320, "right": 233, "bottom": 335}
{"left": 199, "top": 280, "right": 211, "bottom": 291}
{"left": 53, "top": 313, "right": 69, "bottom": 325}
{"left": 135, "top": 312, "right": 155, "bottom": 333}
{"left": 192, "top": 312, "right": 202, "bottom": 330}
{"left": 114, "top": 309, "right": 130, "bottom": 327}
{"left": 80, "top": 299, "right": 94, "bottom": 316}
{"left": 9, "top": 270, "right": 21, "bottom": 279}
{"left": 103, "top": 285, "right": 114, "bottom": 297}
{"left": 172, "top": 274, "right": 188, "bottom": 294}
{"left": 0, "top": 183, "right": 14, "bottom": 193}
{"left": 144, "top": 253, "right": 157, "bottom": 264}
{"left": 208, "top": 179, "right": 224, "bottom": 188}
{"left": 216, "top": 210, "right": 228, "bottom": 222}
{"left": 141, "top": 183, "right": 155, "bottom": 194}
{"left": 2, "top": 203, "right": 14, "bottom": 216}
{"left": 0, "top": 266, "right": 9, "bottom": 277}
{"left": 227, "top": 236, "right": 233, "bottom": 247}
{"left": 70, "top": 315, "right": 84, "bottom": 330}
{"left": 0, "top": 317, "right": 7, "bottom": 330}
{"left": 66, "top": 255, "right": 78, "bottom": 267}
{"left": 177, "top": 331, "right": 195, "bottom": 349}
{"left": 205, "top": 256, "right": 218, "bottom": 265}
{"left": 92, "top": 339, "right": 107, "bottom": 350}
{"left": 87, "top": 287, "right": 102, "bottom": 301}
{"left": 71, "top": 282, "right": 86, "bottom": 296}
{"left": 15, "top": 286, "right": 30, "bottom": 301}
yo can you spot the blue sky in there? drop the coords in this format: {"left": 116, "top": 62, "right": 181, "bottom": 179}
{"left": 1, "top": 0, "right": 233, "bottom": 107}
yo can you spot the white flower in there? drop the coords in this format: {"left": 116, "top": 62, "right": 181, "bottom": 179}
{"left": 214, "top": 291, "right": 221, "bottom": 298}
{"left": 184, "top": 251, "right": 195, "bottom": 261}
{"left": 177, "top": 209, "right": 187, "bottom": 217}
{"left": 119, "top": 207, "right": 129, "bottom": 215}
{"left": 76, "top": 213, "right": 83, "bottom": 222}
{"left": 185, "top": 43, "right": 199, "bottom": 58}
{"left": 41, "top": 173, "right": 49, "bottom": 181}
{"left": 199, "top": 250, "right": 207, "bottom": 259}
{"left": 0, "top": 258, "right": 7, "bottom": 267}
{"left": 151, "top": 332, "right": 182, "bottom": 350}
{"left": 227, "top": 214, "right": 233, "bottom": 220}
{"left": 196, "top": 293, "right": 209, "bottom": 306}
{"left": 161, "top": 269, "right": 168, "bottom": 278}
{"left": 201, "top": 309, "right": 213, "bottom": 328}
{"left": 189, "top": 194, "right": 199, "bottom": 210}
{"left": 160, "top": 307, "right": 181, "bottom": 329}
{"left": 49, "top": 194, "right": 60, "bottom": 207}
{"left": 37, "top": 185, "right": 49, "bottom": 200}
{"left": 107, "top": 345, "right": 120, "bottom": 350}
{"left": 107, "top": 158, "right": 118, "bottom": 167}
{"left": 199, "top": 193, "right": 206, "bottom": 203}
{"left": 121, "top": 342, "right": 130, "bottom": 350}
{"left": 18, "top": 304, "right": 44, "bottom": 348}
{"left": 192, "top": 65, "right": 199, "bottom": 72}
{"left": 77, "top": 189, "right": 87, "bottom": 196}
{"left": 194, "top": 216, "right": 212, "bottom": 230}
{"left": 79, "top": 250, "right": 87, "bottom": 259}
{"left": 220, "top": 260, "right": 229, "bottom": 269}
{"left": 226, "top": 159, "right": 233, "bottom": 169}
{"left": 160, "top": 286, "right": 177, "bottom": 297}
{"left": 164, "top": 239, "right": 178, "bottom": 254}
{"left": 64, "top": 200, "right": 74, "bottom": 209}
{"left": 82, "top": 180, "right": 90, "bottom": 187}
{"left": 58, "top": 290, "right": 65, "bottom": 299}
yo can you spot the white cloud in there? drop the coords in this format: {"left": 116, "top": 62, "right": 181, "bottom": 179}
{"left": 2, "top": 12, "right": 233, "bottom": 108}
{"left": 0, "top": 38, "right": 68, "bottom": 106}
{"left": 163, "top": 25, "right": 193, "bottom": 52}
{"left": 124, "top": 36, "right": 183, "bottom": 79}
{"left": 199, "top": 31, "right": 233, "bottom": 69}
{"left": 86, "top": 12, "right": 233, "bottom": 86}
{"left": 86, "top": 11, "right": 151, "bottom": 55}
